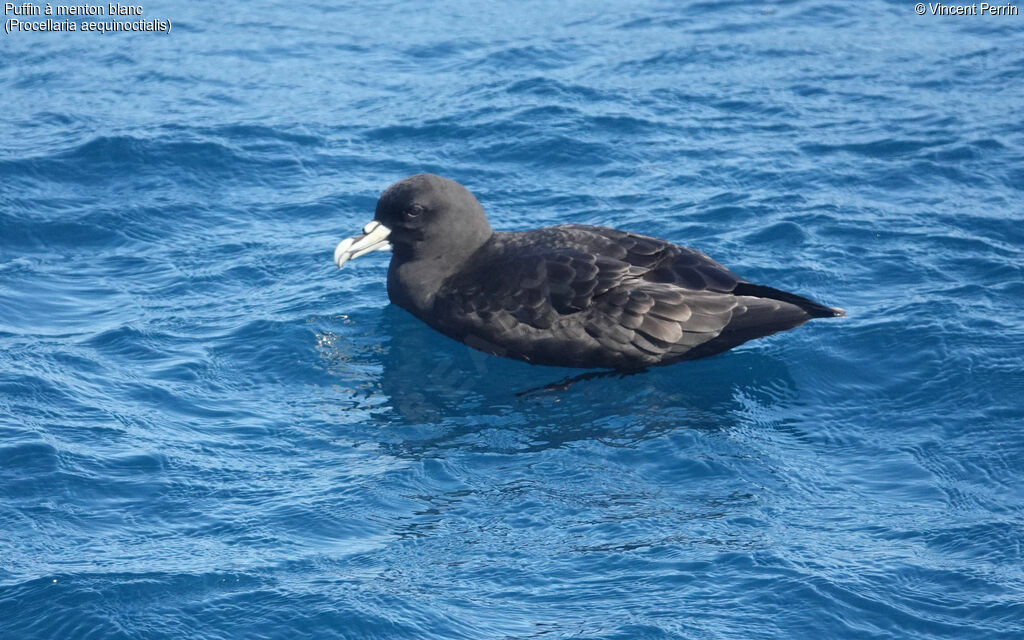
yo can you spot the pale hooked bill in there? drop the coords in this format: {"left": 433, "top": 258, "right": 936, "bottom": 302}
{"left": 334, "top": 220, "right": 392, "bottom": 268}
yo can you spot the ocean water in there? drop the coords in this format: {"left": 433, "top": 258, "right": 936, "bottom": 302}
{"left": 2, "top": 0, "right": 1023, "bottom": 638}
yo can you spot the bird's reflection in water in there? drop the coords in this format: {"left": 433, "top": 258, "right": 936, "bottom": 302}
{"left": 318, "top": 305, "right": 804, "bottom": 457}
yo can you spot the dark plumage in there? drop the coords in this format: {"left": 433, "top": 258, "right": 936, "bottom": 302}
{"left": 334, "top": 174, "right": 844, "bottom": 370}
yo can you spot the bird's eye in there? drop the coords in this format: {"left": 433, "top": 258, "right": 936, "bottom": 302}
{"left": 405, "top": 205, "right": 424, "bottom": 219}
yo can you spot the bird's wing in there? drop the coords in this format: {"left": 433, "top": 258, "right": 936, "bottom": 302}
{"left": 583, "top": 282, "right": 740, "bottom": 358}
{"left": 440, "top": 226, "right": 751, "bottom": 356}
{"left": 572, "top": 225, "right": 742, "bottom": 293}
{"left": 436, "top": 225, "right": 838, "bottom": 365}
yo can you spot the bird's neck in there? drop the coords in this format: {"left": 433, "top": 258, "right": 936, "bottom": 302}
{"left": 387, "top": 230, "right": 493, "bottom": 315}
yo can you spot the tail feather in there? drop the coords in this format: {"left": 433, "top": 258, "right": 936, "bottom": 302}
{"left": 732, "top": 282, "right": 845, "bottom": 318}
{"left": 678, "top": 282, "right": 843, "bottom": 361}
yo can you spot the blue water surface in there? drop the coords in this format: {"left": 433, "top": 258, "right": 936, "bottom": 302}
{"left": 2, "top": 1, "right": 1023, "bottom": 638}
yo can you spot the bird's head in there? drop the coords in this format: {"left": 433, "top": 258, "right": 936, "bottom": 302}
{"left": 334, "top": 174, "right": 493, "bottom": 269}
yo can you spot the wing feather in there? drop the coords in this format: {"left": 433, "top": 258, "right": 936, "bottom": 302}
{"left": 434, "top": 224, "right": 824, "bottom": 367}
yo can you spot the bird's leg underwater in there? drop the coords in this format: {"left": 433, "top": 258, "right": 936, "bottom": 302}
{"left": 515, "top": 368, "right": 648, "bottom": 397}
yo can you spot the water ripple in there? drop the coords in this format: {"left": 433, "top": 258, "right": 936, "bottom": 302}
{"left": 2, "top": 0, "right": 1023, "bottom": 638}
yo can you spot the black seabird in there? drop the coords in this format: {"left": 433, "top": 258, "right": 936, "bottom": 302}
{"left": 334, "top": 174, "right": 844, "bottom": 371}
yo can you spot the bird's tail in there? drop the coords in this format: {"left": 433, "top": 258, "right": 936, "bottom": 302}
{"left": 732, "top": 282, "right": 846, "bottom": 318}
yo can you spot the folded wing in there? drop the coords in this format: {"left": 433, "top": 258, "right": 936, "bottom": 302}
{"left": 439, "top": 224, "right": 838, "bottom": 366}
